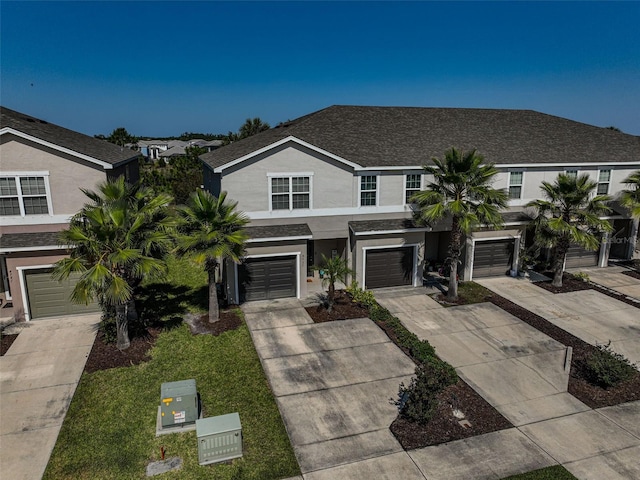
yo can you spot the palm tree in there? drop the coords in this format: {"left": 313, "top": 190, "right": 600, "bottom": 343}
{"left": 53, "top": 178, "right": 174, "bottom": 350}
{"left": 239, "top": 117, "right": 270, "bottom": 139}
{"left": 317, "top": 254, "right": 353, "bottom": 311}
{"left": 619, "top": 170, "right": 640, "bottom": 219}
{"left": 175, "top": 190, "right": 249, "bottom": 323}
{"left": 527, "top": 173, "right": 612, "bottom": 287}
{"left": 412, "top": 148, "right": 508, "bottom": 301}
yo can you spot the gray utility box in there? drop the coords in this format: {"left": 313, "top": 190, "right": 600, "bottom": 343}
{"left": 197, "top": 413, "right": 243, "bottom": 465}
{"left": 160, "top": 379, "right": 198, "bottom": 428}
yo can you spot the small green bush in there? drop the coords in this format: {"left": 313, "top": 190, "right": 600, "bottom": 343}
{"left": 573, "top": 272, "right": 590, "bottom": 282}
{"left": 394, "top": 360, "right": 458, "bottom": 424}
{"left": 345, "top": 281, "right": 377, "bottom": 309}
{"left": 583, "top": 341, "right": 637, "bottom": 388}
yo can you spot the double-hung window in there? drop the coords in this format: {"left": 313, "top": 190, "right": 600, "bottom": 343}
{"left": 565, "top": 169, "right": 578, "bottom": 180}
{"left": 508, "top": 171, "right": 523, "bottom": 200}
{"left": 270, "top": 175, "right": 311, "bottom": 210}
{"left": 597, "top": 169, "right": 611, "bottom": 195}
{"left": 360, "top": 175, "right": 377, "bottom": 206}
{"left": 405, "top": 174, "right": 421, "bottom": 204}
{"left": 0, "top": 175, "right": 50, "bottom": 216}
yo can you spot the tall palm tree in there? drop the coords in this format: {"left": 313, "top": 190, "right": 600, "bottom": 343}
{"left": 317, "top": 254, "right": 353, "bottom": 311}
{"left": 175, "top": 190, "right": 249, "bottom": 322}
{"left": 527, "top": 173, "right": 612, "bottom": 287}
{"left": 53, "top": 178, "right": 174, "bottom": 350}
{"left": 412, "top": 148, "right": 508, "bottom": 301}
{"left": 619, "top": 170, "right": 640, "bottom": 219}
{"left": 239, "top": 117, "right": 270, "bottom": 139}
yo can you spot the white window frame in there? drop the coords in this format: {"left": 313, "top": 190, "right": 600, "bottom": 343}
{"left": 404, "top": 173, "right": 423, "bottom": 205}
{"left": 565, "top": 168, "right": 579, "bottom": 179}
{"left": 0, "top": 171, "right": 53, "bottom": 217}
{"left": 597, "top": 168, "right": 611, "bottom": 195}
{"left": 359, "top": 174, "right": 379, "bottom": 207}
{"left": 267, "top": 172, "right": 313, "bottom": 212}
{"left": 508, "top": 170, "right": 524, "bottom": 201}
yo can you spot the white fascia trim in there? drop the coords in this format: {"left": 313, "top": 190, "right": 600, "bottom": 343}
{"left": 1, "top": 128, "right": 114, "bottom": 169}
{"left": 0, "top": 214, "right": 72, "bottom": 226}
{"left": 362, "top": 243, "right": 420, "bottom": 289}
{"left": 0, "top": 245, "right": 67, "bottom": 254}
{"left": 246, "top": 235, "right": 312, "bottom": 243}
{"left": 495, "top": 161, "right": 640, "bottom": 168}
{"left": 17, "top": 263, "right": 55, "bottom": 321}
{"left": 247, "top": 205, "right": 407, "bottom": 220}
{"left": 213, "top": 136, "right": 362, "bottom": 173}
{"left": 353, "top": 228, "right": 431, "bottom": 236}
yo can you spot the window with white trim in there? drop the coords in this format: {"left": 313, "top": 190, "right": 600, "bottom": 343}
{"left": 0, "top": 176, "right": 50, "bottom": 216}
{"left": 405, "top": 174, "right": 421, "bottom": 204}
{"left": 565, "top": 169, "right": 578, "bottom": 179}
{"left": 360, "top": 175, "right": 377, "bottom": 206}
{"left": 597, "top": 169, "right": 611, "bottom": 195}
{"left": 508, "top": 171, "right": 523, "bottom": 200}
{"left": 270, "top": 176, "right": 310, "bottom": 210}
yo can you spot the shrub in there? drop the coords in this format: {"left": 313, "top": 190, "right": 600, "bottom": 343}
{"left": 393, "top": 360, "right": 458, "bottom": 424}
{"left": 345, "top": 281, "right": 376, "bottom": 309}
{"left": 573, "top": 272, "right": 590, "bottom": 282}
{"left": 583, "top": 341, "right": 637, "bottom": 388}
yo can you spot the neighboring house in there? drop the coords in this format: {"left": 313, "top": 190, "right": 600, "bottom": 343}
{"left": 200, "top": 105, "right": 640, "bottom": 304}
{"left": 138, "top": 139, "right": 222, "bottom": 161}
{"left": 0, "top": 106, "right": 140, "bottom": 321}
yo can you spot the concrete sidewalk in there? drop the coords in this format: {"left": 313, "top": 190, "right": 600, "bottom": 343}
{"left": 567, "top": 265, "right": 640, "bottom": 300}
{"left": 0, "top": 314, "right": 99, "bottom": 480}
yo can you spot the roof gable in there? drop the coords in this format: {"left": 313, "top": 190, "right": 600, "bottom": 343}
{"left": 1, "top": 106, "right": 139, "bottom": 168}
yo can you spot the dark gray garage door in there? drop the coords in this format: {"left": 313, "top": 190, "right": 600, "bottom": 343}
{"left": 565, "top": 244, "right": 599, "bottom": 268}
{"left": 238, "top": 256, "right": 297, "bottom": 302}
{"left": 25, "top": 269, "right": 101, "bottom": 320}
{"left": 473, "top": 239, "right": 514, "bottom": 278}
{"left": 365, "top": 247, "right": 414, "bottom": 289}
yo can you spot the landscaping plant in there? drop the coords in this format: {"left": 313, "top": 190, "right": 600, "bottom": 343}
{"left": 583, "top": 341, "right": 637, "bottom": 389}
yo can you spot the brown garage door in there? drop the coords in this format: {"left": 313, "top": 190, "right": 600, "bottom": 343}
{"left": 238, "top": 256, "right": 297, "bottom": 302}
{"left": 25, "top": 269, "right": 101, "bottom": 320}
{"left": 365, "top": 247, "right": 414, "bottom": 289}
{"left": 473, "top": 239, "right": 514, "bottom": 278}
{"left": 565, "top": 244, "right": 599, "bottom": 268}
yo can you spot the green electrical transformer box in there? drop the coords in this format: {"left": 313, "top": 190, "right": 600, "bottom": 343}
{"left": 160, "top": 379, "right": 198, "bottom": 428}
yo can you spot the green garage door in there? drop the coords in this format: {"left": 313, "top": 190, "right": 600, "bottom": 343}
{"left": 473, "top": 239, "right": 515, "bottom": 278}
{"left": 365, "top": 247, "right": 414, "bottom": 289}
{"left": 238, "top": 256, "right": 297, "bottom": 302}
{"left": 25, "top": 269, "right": 100, "bottom": 320}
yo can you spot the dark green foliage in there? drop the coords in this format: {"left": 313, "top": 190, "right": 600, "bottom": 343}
{"left": 583, "top": 342, "right": 637, "bottom": 388}
{"left": 345, "top": 281, "right": 377, "bottom": 309}
{"left": 141, "top": 146, "right": 205, "bottom": 204}
{"left": 394, "top": 360, "right": 458, "bottom": 424}
{"left": 501, "top": 465, "right": 578, "bottom": 480}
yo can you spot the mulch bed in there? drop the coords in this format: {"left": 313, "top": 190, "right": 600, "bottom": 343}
{"left": 306, "top": 290, "right": 513, "bottom": 449}
{"left": 305, "top": 291, "right": 370, "bottom": 322}
{"left": 1, "top": 333, "right": 18, "bottom": 356}
{"left": 84, "top": 308, "right": 243, "bottom": 373}
{"left": 622, "top": 270, "right": 640, "bottom": 280}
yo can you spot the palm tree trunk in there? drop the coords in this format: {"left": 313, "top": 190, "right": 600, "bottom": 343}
{"left": 447, "top": 218, "right": 462, "bottom": 302}
{"left": 115, "top": 303, "right": 130, "bottom": 350}
{"left": 327, "top": 282, "right": 335, "bottom": 312}
{"left": 207, "top": 268, "right": 220, "bottom": 323}
{"left": 552, "top": 237, "right": 570, "bottom": 287}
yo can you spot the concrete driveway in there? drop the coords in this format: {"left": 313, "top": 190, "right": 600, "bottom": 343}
{"left": 478, "top": 276, "right": 640, "bottom": 365}
{"left": 568, "top": 265, "right": 640, "bottom": 300}
{"left": 0, "top": 314, "right": 99, "bottom": 480}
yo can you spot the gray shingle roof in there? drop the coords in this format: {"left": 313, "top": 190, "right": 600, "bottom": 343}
{"left": 201, "top": 106, "right": 640, "bottom": 170}
{"left": 246, "top": 224, "right": 312, "bottom": 240}
{"left": 0, "top": 232, "right": 64, "bottom": 252}
{"left": 1, "top": 106, "right": 139, "bottom": 166}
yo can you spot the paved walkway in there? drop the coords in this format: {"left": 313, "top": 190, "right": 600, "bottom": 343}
{"left": 568, "top": 265, "right": 640, "bottom": 300}
{"left": 0, "top": 314, "right": 99, "bottom": 480}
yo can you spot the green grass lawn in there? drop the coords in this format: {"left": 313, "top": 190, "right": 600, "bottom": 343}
{"left": 501, "top": 465, "right": 578, "bottom": 480}
{"left": 44, "top": 257, "right": 300, "bottom": 480}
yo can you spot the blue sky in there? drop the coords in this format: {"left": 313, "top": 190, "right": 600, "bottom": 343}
{"left": 2, "top": 1, "right": 639, "bottom": 137}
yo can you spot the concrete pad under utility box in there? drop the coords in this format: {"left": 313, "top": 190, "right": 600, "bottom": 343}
{"left": 243, "top": 308, "right": 313, "bottom": 331}
{"left": 250, "top": 318, "right": 388, "bottom": 359}
{"left": 498, "top": 392, "right": 590, "bottom": 426}
{"left": 263, "top": 342, "right": 415, "bottom": 396}
{"left": 294, "top": 428, "right": 403, "bottom": 473}
{"left": 408, "top": 428, "right": 555, "bottom": 480}
{"left": 519, "top": 410, "right": 640, "bottom": 463}
{"left": 304, "top": 451, "right": 425, "bottom": 480}
{"left": 276, "top": 376, "right": 410, "bottom": 446}
{"left": 564, "top": 445, "right": 640, "bottom": 480}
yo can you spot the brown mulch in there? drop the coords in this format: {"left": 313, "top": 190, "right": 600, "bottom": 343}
{"left": 305, "top": 291, "right": 370, "bottom": 322}
{"left": 1, "top": 333, "right": 18, "bottom": 356}
{"left": 489, "top": 294, "right": 640, "bottom": 408}
{"left": 84, "top": 309, "right": 243, "bottom": 373}
{"left": 621, "top": 270, "right": 640, "bottom": 280}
